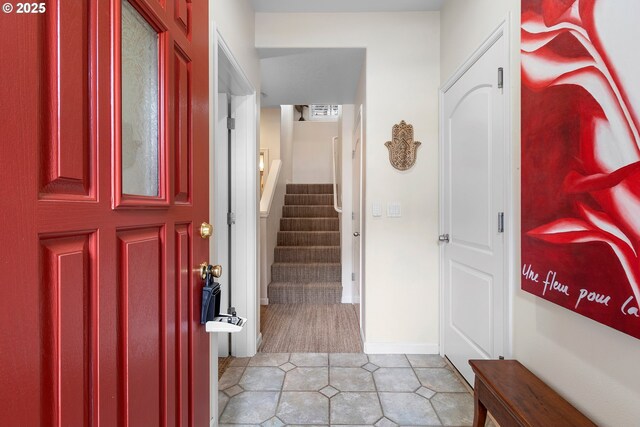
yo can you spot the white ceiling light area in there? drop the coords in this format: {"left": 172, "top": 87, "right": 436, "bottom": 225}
{"left": 259, "top": 48, "right": 365, "bottom": 108}
{"left": 250, "top": 0, "right": 444, "bottom": 13}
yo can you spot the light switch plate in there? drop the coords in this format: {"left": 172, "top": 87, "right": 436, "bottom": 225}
{"left": 387, "top": 202, "right": 402, "bottom": 217}
{"left": 372, "top": 203, "right": 382, "bottom": 217}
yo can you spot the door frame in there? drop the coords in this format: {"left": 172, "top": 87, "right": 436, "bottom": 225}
{"left": 210, "top": 25, "right": 259, "bottom": 360}
{"left": 352, "top": 105, "right": 365, "bottom": 338}
{"left": 438, "top": 18, "right": 514, "bottom": 360}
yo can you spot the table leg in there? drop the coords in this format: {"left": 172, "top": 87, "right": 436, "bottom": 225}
{"left": 473, "top": 391, "right": 487, "bottom": 427}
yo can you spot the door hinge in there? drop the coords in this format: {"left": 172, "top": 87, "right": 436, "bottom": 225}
{"left": 352, "top": 212, "right": 355, "bottom": 220}
{"left": 497, "top": 67, "right": 504, "bottom": 89}
{"left": 498, "top": 212, "right": 504, "bottom": 233}
{"left": 227, "top": 117, "right": 236, "bottom": 130}
{"left": 352, "top": 272, "right": 355, "bottom": 281}
{"left": 227, "top": 212, "right": 236, "bottom": 226}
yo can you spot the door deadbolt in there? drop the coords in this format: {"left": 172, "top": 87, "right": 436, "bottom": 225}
{"left": 200, "top": 222, "right": 213, "bottom": 239}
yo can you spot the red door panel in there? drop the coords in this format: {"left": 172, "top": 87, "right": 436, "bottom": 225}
{"left": 41, "top": 0, "right": 93, "bottom": 198}
{"left": 117, "top": 228, "right": 163, "bottom": 427}
{"left": 0, "top": 0, "right": 210, "bottom": 425}
{"left": 175, "top": 224, "right": 192, "bottom": 427}
{"left": 174, "top": 49, "right": 192, "bottom": 204}
{"left": 40, "top": 233, "right": 95, "bottom": 427}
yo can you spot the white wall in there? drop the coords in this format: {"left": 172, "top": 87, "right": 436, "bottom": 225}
{"left": 280, "top": 106, "right": 294, "bottom": 183}
{"left": 292, "top": 121, "right": 338, "bottom": 183}
{"left": 441, "top": 1, "right": 640, "bottom": 425}
{"left": 257, "top": 12, "right": 441, "bottom": 353}
{"left": 258, "top": 107, "right": 283, "bottom": 306}
{"left": 212, "top": 0, "right": 260, "bottom": 89}
{"left": 259, "top": 160, "right": 285, "bottom": 305}
{"left": 260, "top": 107, "right": 281, "bottom": 163}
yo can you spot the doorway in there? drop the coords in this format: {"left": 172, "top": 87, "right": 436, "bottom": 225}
{"left": 439, "top": 23, "right": 512, "bottom": 385}
{"left": 212, "top": 31, "right": 259, "bottom": 358}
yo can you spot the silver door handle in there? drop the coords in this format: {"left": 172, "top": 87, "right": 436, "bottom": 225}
{"left": 439, "top": 234, "right": 450, "bottom": 243}
{"left": 353, "top": 232, "right": 360, "bottom": 237}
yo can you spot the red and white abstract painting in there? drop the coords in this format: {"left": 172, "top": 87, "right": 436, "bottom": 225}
{"left": 521, "top": 0, "right": 640, "bottom": 339}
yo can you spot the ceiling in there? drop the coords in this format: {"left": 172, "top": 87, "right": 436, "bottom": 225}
{"left": 259, "top": 48, "right": 365, "bottom": 107}
{"left": 250, "top": 0, "right": 444, "bottom": 13}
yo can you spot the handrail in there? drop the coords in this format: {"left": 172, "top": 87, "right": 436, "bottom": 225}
{"left": 260, "top": 159, "right": 282, "bottom": 218}
{"left": 331, "top": 136, "right": 342, "bottom": 213}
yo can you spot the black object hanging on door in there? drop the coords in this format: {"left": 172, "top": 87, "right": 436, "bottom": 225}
{"left": 201, "top": 265, "right": 221, "bottom": 324}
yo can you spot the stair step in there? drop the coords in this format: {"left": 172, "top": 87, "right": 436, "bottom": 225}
{"left": 277, "top": 231, "right": 340, "bottom": 246}
{"left": 268, "top": 281, "right": 342, "bottom": 304}
{"left": 280, "top": 218, "right": 339, "bottom": 232}
{"left": 275, "top": 246, "right": 341, "bottom": 263}
{"left": 286, "top": 183, "right": 333, "bottom": 194}
{"left": 271, "top": 263, "right": 341, "bottom": 283}
{"left": 285, "top": 194, "right": 333, "bottom": 206}
{"left": 283, "top": 205, "right": 338, "bottom": 218}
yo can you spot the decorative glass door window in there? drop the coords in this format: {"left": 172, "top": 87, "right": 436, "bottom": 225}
{"left": 121, "top": 0, "right": 160, "bottom": 197}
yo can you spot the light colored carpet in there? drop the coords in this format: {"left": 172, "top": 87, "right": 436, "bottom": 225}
{"left": 259, "top": 303, "right": 362, "bottom": 353}
{"left": 218, "top": 356, "right": 233, "bottom": 379}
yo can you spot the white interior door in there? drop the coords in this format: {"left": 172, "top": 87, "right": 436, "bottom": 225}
{"left": 352, "top": 107, "right": 364, "bottom": 332}
{"left": 215, "top": 93, "right": 231, "bottom": 357}
{"left": 442, "top": 35, "right": 506, "bottom": 384}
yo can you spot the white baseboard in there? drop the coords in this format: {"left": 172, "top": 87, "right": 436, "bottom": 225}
{"left": 260, "top": 298, "right": 269, "bottom": 305}
{"left": 341, "top": 294, "right": 353, "bottom": 304}
{"left": 364, "top": 341, "right": 439, "bottom": 354}
{"left": 256, "top": 332, "right": 263, "bottom": 351}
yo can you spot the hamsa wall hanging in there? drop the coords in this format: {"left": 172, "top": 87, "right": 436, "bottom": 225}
{"left": 385, "top": 120, "right": 421, "bottom": 171}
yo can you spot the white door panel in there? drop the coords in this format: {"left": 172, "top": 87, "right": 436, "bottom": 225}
{"left": 442, "top": 35, "right": 506, "bottom": 385}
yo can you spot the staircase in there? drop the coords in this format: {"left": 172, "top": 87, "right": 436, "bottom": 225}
{"left": 268, "top": 183, "right": 342, "bottom": 304}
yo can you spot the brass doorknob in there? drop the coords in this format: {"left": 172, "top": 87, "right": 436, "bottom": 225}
{"left": 200, "top": 222, "right": 213, "bottom": 239}
{"left": 211, "top": 264, "right": 222, "bottom": 278}
{"left": 199, "top": 263, "right": 223, "bottom": 280}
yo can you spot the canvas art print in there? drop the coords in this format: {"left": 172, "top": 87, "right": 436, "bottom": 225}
{"left": 521, "top": 0, "right": 640, "bottom": 339}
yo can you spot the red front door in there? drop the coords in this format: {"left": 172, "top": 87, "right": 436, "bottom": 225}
{"left": 0, "top": 0, "right": 210, "bottom": 426}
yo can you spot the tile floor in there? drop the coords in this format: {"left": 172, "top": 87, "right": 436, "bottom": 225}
{"left": 218, "top": 353, "right": 494, "bottom": 426}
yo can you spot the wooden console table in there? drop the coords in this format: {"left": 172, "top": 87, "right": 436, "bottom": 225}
{"left": 469, "top": 360, "right": 596, "bottom": 427}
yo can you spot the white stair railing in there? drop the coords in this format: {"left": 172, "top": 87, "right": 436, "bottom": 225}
{"left": 332, "top": 136, "right": 342, "bottom": 213}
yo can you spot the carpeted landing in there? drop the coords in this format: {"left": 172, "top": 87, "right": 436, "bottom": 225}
{"left": 259, "top": 303, "right": 362, "bottom": 353}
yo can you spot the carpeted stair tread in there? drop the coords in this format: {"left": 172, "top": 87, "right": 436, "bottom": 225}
{"left": 275, "top": 246, "right": 341, "bottom": 263}
{"left": 277, "top": 231, "right": 340, "bottom": 246}
{"left": 286, "top": 183, "right": 333, "bottom": 194}
{"left": 285, "top": 194, "right": 334, "bottom": 206}
{"left": 283, "top": 205, "right": 338, "bottom": 218}
{"left": 268, "top": 281, "right": 342, "bottom": 304}
{"left": 271, "top": 263, "right": 342, "bottom": 283}
{"left": 280, "top": 218, "right": 339, "bottom": 232}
